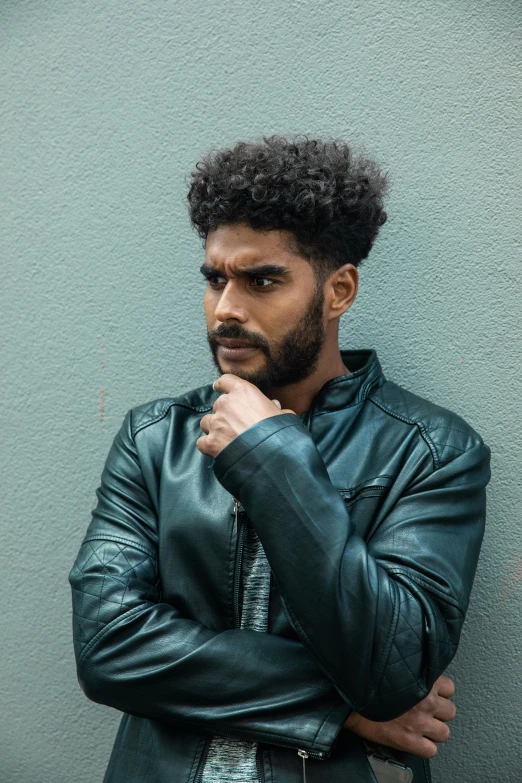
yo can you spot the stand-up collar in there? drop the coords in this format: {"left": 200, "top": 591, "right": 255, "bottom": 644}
{"left": 307, "top": 349, "right": 385, "bottom": 415}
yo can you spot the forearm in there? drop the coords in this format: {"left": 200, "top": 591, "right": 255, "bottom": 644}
{"left": 214, "top": 414, "right": 489, "bottom": 720}
{"left": 69, "top": 537, "right": 351, "bottom": 753}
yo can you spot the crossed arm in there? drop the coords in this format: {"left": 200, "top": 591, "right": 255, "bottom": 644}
{"left": 70, "top": 377, "right": 488, "bottom": 758}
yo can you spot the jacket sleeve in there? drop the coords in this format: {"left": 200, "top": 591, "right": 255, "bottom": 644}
{"left": 213, "top": 413, "right": 491, "bottom": 722}
{"left": 68, "top": 409, "right": 352, "bottom": 754}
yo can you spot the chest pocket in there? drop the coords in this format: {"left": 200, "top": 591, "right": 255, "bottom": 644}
{"left": 337, "top": 475, "right": 395, "bottom": 540}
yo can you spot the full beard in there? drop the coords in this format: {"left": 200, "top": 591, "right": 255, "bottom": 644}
{"left": 207, "top": 285, "right": 326, "bottom": 396}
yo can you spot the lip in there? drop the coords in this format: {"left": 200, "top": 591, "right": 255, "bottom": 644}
{"left": 216, "top": 338, "right": 256, "bottom": 348}
{"left": 216, "top": 339, "right": 259, "bottom": 361}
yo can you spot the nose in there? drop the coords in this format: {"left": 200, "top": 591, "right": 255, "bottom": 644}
{"left": 214, "top": 281, "right": 247, "bottom": 324}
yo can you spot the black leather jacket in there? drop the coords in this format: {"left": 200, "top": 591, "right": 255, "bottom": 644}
{"left": 69, "top": 349, "right": 491, "bottom": 783}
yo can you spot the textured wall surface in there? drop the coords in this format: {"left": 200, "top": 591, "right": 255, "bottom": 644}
{"left": 1, "top": 1, "right": 520, "bottom": 781}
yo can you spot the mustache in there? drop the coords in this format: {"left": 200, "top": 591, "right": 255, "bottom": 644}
{"left": 207, "top": 324, "right": 270, "bottom": 354}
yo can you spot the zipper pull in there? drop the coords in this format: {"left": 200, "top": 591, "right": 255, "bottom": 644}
{"left": 233, "top": 497, "right": 239, "bottom": 533}
{"left": 297, "top": 749, "right": 309, "bottom": 783}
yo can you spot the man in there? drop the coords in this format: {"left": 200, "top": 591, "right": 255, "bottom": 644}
{"left": 69, "top": 136, "right": 490, "bottom": 783}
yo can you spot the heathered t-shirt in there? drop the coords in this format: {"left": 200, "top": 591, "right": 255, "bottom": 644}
{"left": 200, "top": 519, "right": 272, "bottom": 783}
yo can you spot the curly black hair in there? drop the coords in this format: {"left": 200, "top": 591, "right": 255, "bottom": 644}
{"left": 187, "top": 134, "right": 388, "bottom": 278}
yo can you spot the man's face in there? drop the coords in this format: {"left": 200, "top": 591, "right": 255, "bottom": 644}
{"left": 202, "top": 222, "right": 327, "bottom": 394}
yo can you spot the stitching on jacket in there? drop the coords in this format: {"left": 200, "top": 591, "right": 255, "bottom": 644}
{"left": 218, "top": 421, "right": 300, "bottom": 479}
{"left": 77, "top": 604, "right": 152, "bottom": 666}
{"left": 268, "top": 748, "right": 274, "bottom": 783}
{"left": 311, "top": 401, "right": 363, "bottom": 416}
{"left": 189, "top": 737, "right": 208, "bottom": 783}
{"left": 226, "top": 506, "right": 236, "bottom": 628}
{"left": 367, "top": 580, "right": 398, "bottom": 703}
{"left": 71, "top": 542, "right": 160, "bottom": 655}
{"left": 132, "top": 402, "right": 177, "bottom": 436}
{"left": 82, "top": 534, "right": 157, "bottom": 560}
{"left": 336, "top": 475, "right": 396, "bottom": 492}
{"left": 132, "top": 401, "right": 213, "bottom": 437}
{"left": 312, "top": 701, "right": 350, "bottom": 745}
{"left": 369, "top": 397, "right": 439, "bottom": 469}
{"left": 385, "top": 568, "right": 465, "bottom": 613}
{"left": 171, "top": 717, "right": 334, "bottom": 753}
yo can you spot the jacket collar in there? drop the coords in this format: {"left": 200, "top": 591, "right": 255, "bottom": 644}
{"left": 306, "top": 349, "right": 385, "bottom": 415}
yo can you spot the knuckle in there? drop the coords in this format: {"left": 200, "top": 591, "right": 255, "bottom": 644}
{"left": 439, "top": 674, "right": 456, "bottom": 697}
{"left": 420, "top": 740, "right": 438, "bottom": 759}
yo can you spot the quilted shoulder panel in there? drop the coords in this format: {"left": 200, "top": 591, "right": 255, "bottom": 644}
{"left": 130, "top": 384, "right": 217, "bottom": 437}
{"left": 369, "top": 380, "right": 483, "bottom": 469}
{"left": 131, "top": 398, "right": 177, "bottom": 436}
{"left": 69, "top": 538, "right": 160, "bottom": 660}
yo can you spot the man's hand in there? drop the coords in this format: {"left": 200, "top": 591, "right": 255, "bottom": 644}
{"left": 344, "top": 674, "right": 456, "bottom": 759}
{"left": 196, "top": 374, "right": 295, "bottom": 458}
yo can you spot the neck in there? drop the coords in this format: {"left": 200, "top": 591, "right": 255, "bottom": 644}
{"left": 267, "top": 342, "right": 349, "bottom": 416}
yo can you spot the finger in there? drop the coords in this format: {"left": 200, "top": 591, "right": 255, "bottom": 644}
{"left": 280, "top": 408, "right": 297, "bottom": 415}
{"left": 199, "top": 413, "right": 212, "bottom": 434}
{"left": 373, "top": 726, "right": 437, "bottom": 760}
{"left": 415, "top": 738, "right": 438, "bottom": 760}
{"left": 433, "top": 698, "right": 457, "bottom": 722}
{"left": 272, "top": 399, "right": 282, "bottom": 409}
{"left": 213, "top": 374, "right": 243, "bottom": 394}
{"left": 435, "top": 674, "right": 456, "bottom": 699}
{"left": 423, "top": 718, "right": 451, "bottom": 744}
{"left": 196, "top": 434, "right": 212, "bottom": 456}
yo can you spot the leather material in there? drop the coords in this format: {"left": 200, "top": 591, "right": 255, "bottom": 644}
{"left": 69, "top": 349, "right": 490, "bottom": 782}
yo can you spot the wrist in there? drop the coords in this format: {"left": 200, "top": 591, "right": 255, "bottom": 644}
{"left": 343, "top": 711, "right": 361, "bottom": 731}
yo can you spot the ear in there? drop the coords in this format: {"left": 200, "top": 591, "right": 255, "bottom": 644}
{"left": 325, "top": 263, "right": 358, "bottom": 321}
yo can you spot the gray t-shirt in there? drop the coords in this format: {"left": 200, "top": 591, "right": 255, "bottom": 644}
{"left": 199, "top": 520, "right": 271, "bottom": 783}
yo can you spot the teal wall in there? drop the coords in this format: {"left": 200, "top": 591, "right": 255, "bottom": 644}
{"left": 1, "top": 2, "right": 520, "bottom": 781}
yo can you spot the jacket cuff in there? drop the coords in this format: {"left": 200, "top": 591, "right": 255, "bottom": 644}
{"left": 313, "top": 703, "right": 354, "bottom": 754}
{"left": 213, "top": 413, "right": 303, "bottom": 493}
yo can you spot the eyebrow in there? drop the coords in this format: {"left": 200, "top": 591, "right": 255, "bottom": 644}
{"left": 199, "top": 263, "right": 291, "bottom": 279}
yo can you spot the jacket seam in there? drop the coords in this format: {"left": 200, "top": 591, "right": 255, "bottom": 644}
{"left": 132, "top": 401, "right": 213, "bottom": 437}
{"left": 369, "top": 397, "right": 439, "bottom": 470}
{"left": 168, "top": 717, "right": 335, "bottom": 753}
{"left": 82, "top": 534, "right": 157, "bottom": 560}
{"left": 189, "top": 736, "right": 208, "bottom": 783}
{"left": 77, "top": 604, "right": 153, "bottom": 667}
{"left": 217, "top": 421, "right": 300, "bottom": 479}
{"left": 385, "top": 568, "right": 465, "bottom": 613}
{"left": 312, "top": 701, "right": 346, "bottom": 744}
{"left": 337, "top": 475, "right": 396, "bottom": 492}
{"left": 367, "top": 580, "right": 398, "bottom": 704}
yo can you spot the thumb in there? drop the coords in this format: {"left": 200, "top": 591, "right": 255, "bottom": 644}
{"left": 280, "top": 408, "right": 297, "bottom": 416}
{"left": 272, "top": 399, "right": 282, "bottom": 409}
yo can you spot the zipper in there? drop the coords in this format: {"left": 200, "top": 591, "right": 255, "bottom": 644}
{"left": 230, "top": 497, "right": 326, "bottom": 783}
{"left": 256, "top": 743, "right": 265, "bottom": 783}
{"left": 193, "top": 736, "right": 211, "bottom": 783}
{"left": 232, "top": 497, "right": 246, "bottom": 628}
{"left": 193, "top": 731, "right": 325, "bottom": 783}
{"left": 298, "top": 749, "right": 309, "bottom": 783}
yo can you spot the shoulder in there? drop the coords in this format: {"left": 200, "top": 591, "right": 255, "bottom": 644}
{"left": 129, "top": 383, "right": 216, "bottom": 438}
{"left": 368, "top": 379, "right": 486, "bottom": 470}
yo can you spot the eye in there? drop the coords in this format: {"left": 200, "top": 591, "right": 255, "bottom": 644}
{"left": 250, "top": 277, "right": 276, "bottom": 288}
{"left": 207, "top": 275, "right": 226, "bottom": 287}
